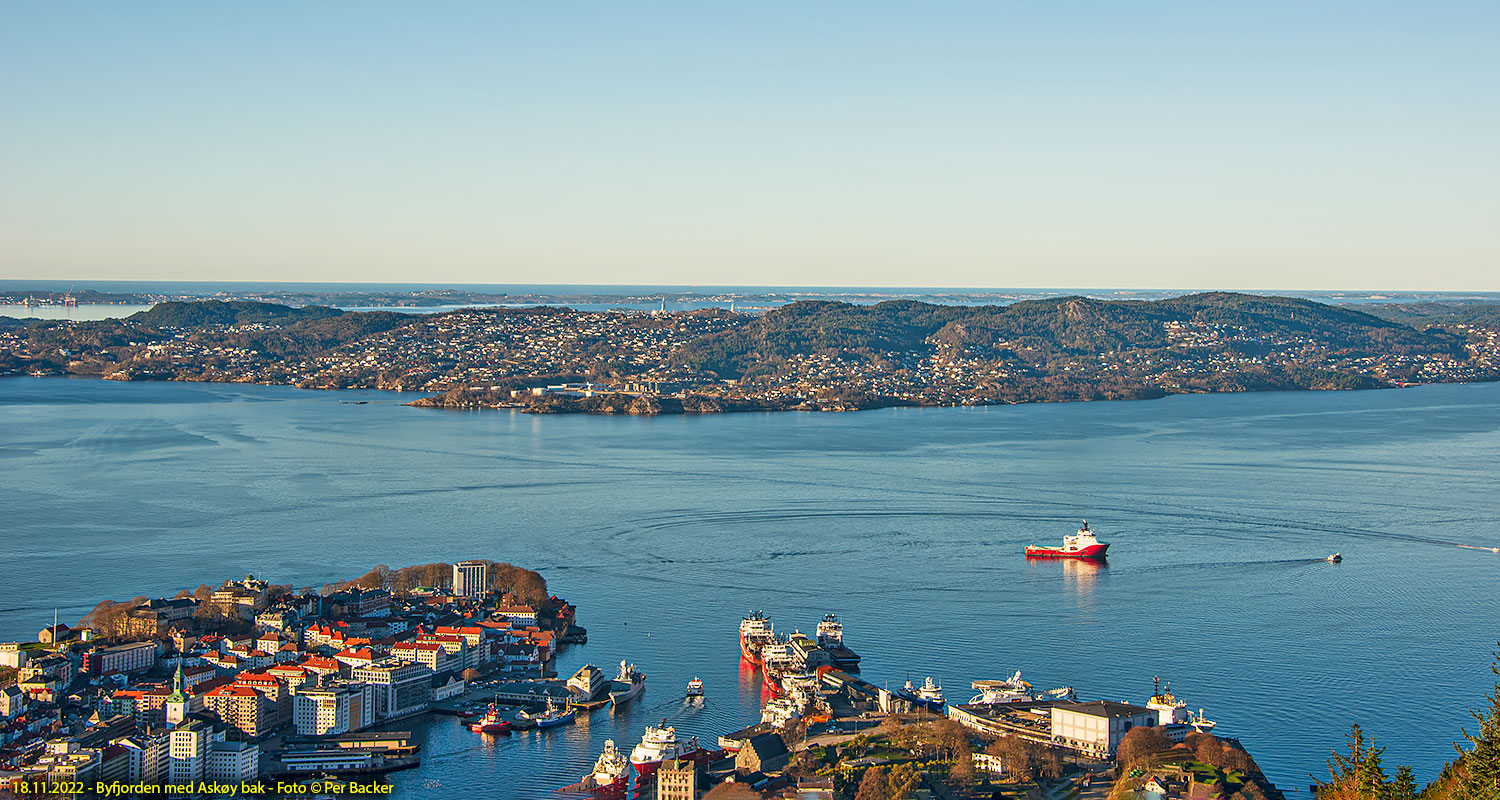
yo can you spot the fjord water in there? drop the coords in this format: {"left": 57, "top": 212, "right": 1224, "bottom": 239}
{"left": 3, "top": 378, "right": 1499, "bottom": 794}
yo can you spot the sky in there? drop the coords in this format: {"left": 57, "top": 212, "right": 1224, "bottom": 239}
{"left": 2, "top": 2, "right": 1497, "bottom": 290}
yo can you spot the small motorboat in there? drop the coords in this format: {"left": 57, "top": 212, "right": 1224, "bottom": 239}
{"left": 1326, "top": 553, "right": 1342, "bottom": 563}
{"left": 686, "top": 677, "right": 704, "bottom": 698}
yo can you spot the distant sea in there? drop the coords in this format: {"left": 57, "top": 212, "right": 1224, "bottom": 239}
{"left": 3, "top": 377, "right": 1498, "bottom": 795}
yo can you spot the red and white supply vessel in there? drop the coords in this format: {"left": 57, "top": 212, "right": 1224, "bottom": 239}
{"left": 739, "top": 611, "right": 774, "bottom": 665}
{"left": 558, "top": 739, "right": 629, "bottom": 799}
{"left": 1025, "top": 520, "right": 1110, "bottom": 558}
{"left": 629, "top": 721, "right": 712, "bottom": 777}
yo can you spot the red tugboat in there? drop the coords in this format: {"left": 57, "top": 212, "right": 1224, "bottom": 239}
{"left": 1025, "top": 521, "right": 1109, "bottom": 559}
{"left": 468, "top": 702, "right": 512, "bottom": 734}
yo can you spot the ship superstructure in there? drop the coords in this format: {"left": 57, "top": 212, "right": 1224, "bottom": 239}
{"left": 739, "top": 611, "right": 774, "bottom": 665}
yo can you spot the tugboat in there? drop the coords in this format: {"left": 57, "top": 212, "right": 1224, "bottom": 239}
{"left": 686, "top": 677, "right": 704, "bottom": 698}
{"left": 557, "top": 739, "right": 629, "bottom": 799}
{"left": 525, "top": 697, "right": 576, "bottom": 728}
{"left": 1326, "top": 552, "right": 1342, "bottom": 563}
{"left": 1025, "top": 520, "right": 1110, "bottom": 559}
{"left": 468, "top": 702, "right": 511, "bottom": 734}
{"left": 609, "top": 660, "right": 645, "bottom": 707}
{"left": 739, "top": 611, "right": 774, "bottom": 665}
{"left": 815, "top": 614, "right": 861, "bottom": 671}
{"left": 629, "top": 721, "right": 713, "bottom": 777}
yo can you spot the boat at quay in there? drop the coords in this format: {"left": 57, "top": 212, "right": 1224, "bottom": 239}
{"left": 608, "top": 660, "right": 645, "bottom": 707}
{"left": 739, "top": 611, "right": 774, "bottom": 664}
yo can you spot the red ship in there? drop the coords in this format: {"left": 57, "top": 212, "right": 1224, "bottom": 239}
{"left": 739, "top": 611, "right": 773, "bottom": 665}
{"left": 468, "top": 702, "right": 512, "bottom": 734}
{"left": 1025, "top": 521, "right": 1109, "bottom": 559}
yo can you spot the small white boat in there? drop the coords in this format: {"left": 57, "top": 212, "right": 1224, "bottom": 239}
{"left": 1326, "top": 553, "right": 1342, "bottom": 563}
{"left": 686, "top": 677, "right": 704, "bottom": 698}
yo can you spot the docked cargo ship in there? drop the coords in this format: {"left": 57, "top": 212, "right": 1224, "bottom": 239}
{"left": 815, "top": 614, "right": 861, "bottom": 670}
{"left": 1025, "top": 520, "right": 1109, "bottom": 558}
{"left": 739, "top": 611, "right": 774, "bottom": 665}
{"left": 557, "top": 739, "right": 628, "bottom": 799}
{"left": 629, "top": 722, "right": 714, "bottom": 777}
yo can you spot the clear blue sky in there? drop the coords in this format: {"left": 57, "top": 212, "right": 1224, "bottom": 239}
{"left": 2, "top": 2, "right": 1496, "bottom": 289}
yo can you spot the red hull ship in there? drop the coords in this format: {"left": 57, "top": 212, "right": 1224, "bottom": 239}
{"left": 739, "top": 611, "right": 773, "bottom": 665}
{"left": 1025, "top": 521, "right": 1109, "bottom": 559}
{"left": 469, "top": 702, "right": 512, "bottom": 734}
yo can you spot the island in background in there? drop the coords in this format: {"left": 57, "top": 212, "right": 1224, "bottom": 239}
{"left": 3, "top": 292, "right": 1499, "bottom": 414}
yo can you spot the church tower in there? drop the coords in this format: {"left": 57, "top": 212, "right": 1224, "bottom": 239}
{"left": 165, "top": 655, "right": 189, "bottom": 726}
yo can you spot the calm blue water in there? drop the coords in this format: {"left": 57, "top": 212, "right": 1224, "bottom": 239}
{"left": 2, "top": 377, "right": 1498, "bottom": 794}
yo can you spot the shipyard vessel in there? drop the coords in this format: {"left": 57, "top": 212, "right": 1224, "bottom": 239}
{"left": 629, "top": 722, "right": 714, "bottom": 776}
{"left": 609, "top": 660, "right": 645, "bottom": 707}
{"left": 1025, "top": 520, "right": 1109, "bottom": 558}
{"left": 739, "top": 611, "right": 774, "bottom": 665}
{"left": 557, "top": 739, "right": 628, "bottom": 799}
{"left": 815, "top": 614, "right": 861, "bottom": 670}
{"left": 897, "top": 677, "right": 946, "bottom": 711}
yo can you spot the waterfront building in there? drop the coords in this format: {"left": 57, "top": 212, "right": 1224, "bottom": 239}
{"left": 293, "top": 680, "right": 376, "bottom": 736}
{"left": 1049, "top": 700, "right": 1158, "bottom": 757}
{"left": 1, "top": 642, "right": 30, "bottom": 669}
{"left": 735, "top": 732, "right": 790, "bottom": 774}
{"left": 452, "top": 560, "right": 489, "bottom": 598}
{"left": 392, "top": 641, "right": 451, "bottom": 673}
{"left": 82, "top": 641, "right": 156, "bottom": 675}
{"left": 657, "top": 757, "right": 707, "bottom": 800}
{"left": 351, "top": 659, "right": 433, "bottom": 720}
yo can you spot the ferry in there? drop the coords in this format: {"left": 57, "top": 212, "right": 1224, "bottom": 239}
{"left": 739, "top": 611, "right": 774, "bottom": 665}
{"left": 524, "top": 697, "right": 576, "bottom": 728}
{"left": 609, "top": 660, "right": 645, "bottom": 707}
{"left": 686, "top": 677, "right": 704, "bottom": 698}
{"left": 1025, "top": 520, "right": 1110, "bottom": 559}
{"left": 468, "top": 702, "right": 511, "bottom": 734}
{"left": 629, "top": 722, "right": 714, "bottom": 777}
{"left": 557, "top": 739, "right": 628, "bottom": 799}
{"left": 815, "top": 614, "right": 862, "bottom": 670}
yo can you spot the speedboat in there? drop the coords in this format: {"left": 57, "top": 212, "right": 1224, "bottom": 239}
{"left": 1025, "top": 520, "right": 1109, "bottom": 559}
{"left": 1326, "top": 553, "right": 1342, "bottom": 563}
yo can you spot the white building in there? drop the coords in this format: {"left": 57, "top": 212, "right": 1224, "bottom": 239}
{"left": 351, "top": 659, "right": 433, "bottom": 721}
{"left": 206, "top": 740, "right": 259, "bottom": 783}
{"left": 452, "top": 560, "right": 489, "bottom": 598}
{"left": 293, "top": 681, "right": 376, "bottom": 736}
{"left": 1049, "top": 700, "right": 1158, "bottom": 757}
{"left": 0, "top": 642, "right": 28, "bottom": 669}
{"left": 168, "top": 719, "right": 224, "bottom": 785}
{"left": 116, "top": 733, "right": 169, "bottom": 784}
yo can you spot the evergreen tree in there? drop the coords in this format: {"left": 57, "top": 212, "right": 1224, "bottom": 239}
{"left": 1388, "top": 766, "right": 1417, "bottom": 800}
{"left": 1359, "top": 745, "right": 1389, "bottom": 799}
{"left": 1456, "top": 645, "right": 1500, "bottom": 800}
